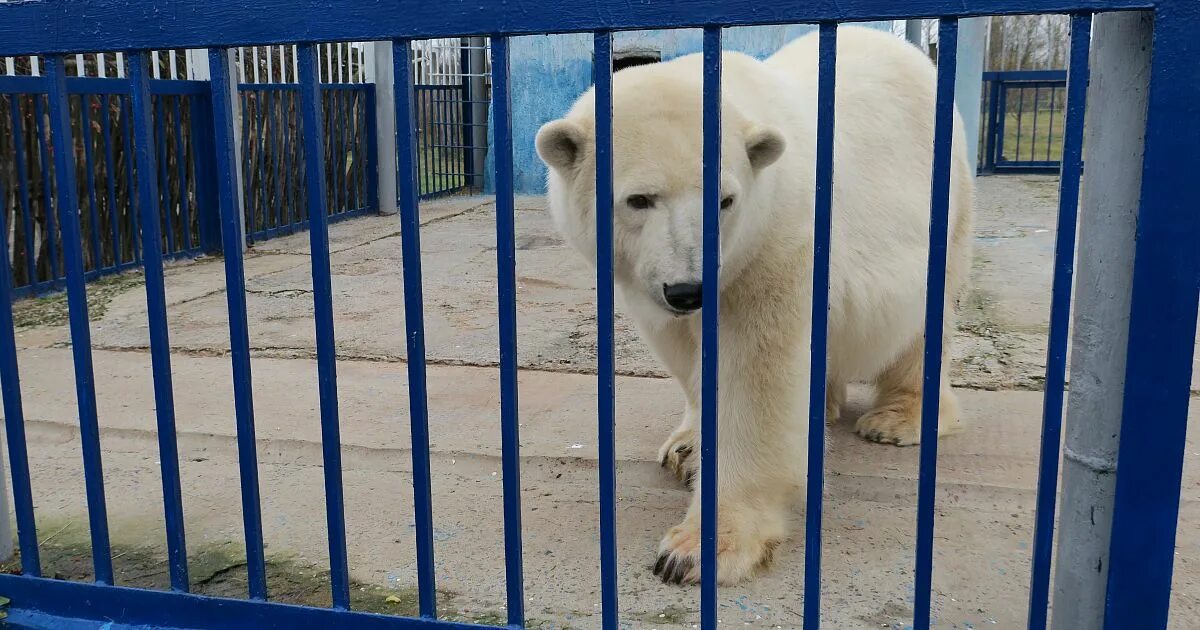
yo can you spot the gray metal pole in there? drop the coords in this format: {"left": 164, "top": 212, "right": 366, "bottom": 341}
{"left": 905, "top": 19, "right": 923, "bottom": 47}
{"left": 468, "top": 37, "right": 488, "bottom": 192}
{"left": 1050, "top": 12, "right": 1152, "bottom": 629}
{"left": 222, "top": 49, "right": 248, "bottom": 247}
{"left": 373, "top": 42, "right": 399, "bottom": 216}
{"left": 954, "top": 18, "right": 987, "bottom": 169}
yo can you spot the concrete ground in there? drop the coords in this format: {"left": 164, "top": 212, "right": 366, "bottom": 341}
{"left": 4, "top": 175, "right": 1199, "bottom": 628}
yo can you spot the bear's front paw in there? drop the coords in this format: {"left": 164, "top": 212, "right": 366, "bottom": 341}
{"left": 658, "top": 427, "right": 698, "bottom": 488}
{"left": 652, "top": 516, "right": 779, "bottom": 585}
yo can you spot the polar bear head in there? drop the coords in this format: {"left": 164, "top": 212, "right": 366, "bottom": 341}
{"left": 535, "top": 59, "right": 785, "bottom": 321}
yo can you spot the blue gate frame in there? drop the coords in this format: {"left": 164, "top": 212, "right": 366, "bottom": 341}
{"left": 0, "top": 2, "right": 1197, "bottom": 630}
{"left": 980, "top": 70, "right": 1070, "bottom": 173}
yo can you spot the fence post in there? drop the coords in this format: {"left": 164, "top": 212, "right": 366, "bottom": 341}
{"left": 371, "top": 42, "right": 398, "bottom": 216}
{"left": 955, "top": 18, "right": 987, "bottom": 169}
{"left": 905, "top": 19, "right": 922, "bottom": 46}
{"left": 467, "top": 37, "right": 489, "bottom": 192}
{"left": 1049, "top": 15, "right": 1149, "bottom": 628}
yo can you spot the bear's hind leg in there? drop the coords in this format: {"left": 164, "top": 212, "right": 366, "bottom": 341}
{"left": 856, "top": 335, "right": 962, "bottom": 446}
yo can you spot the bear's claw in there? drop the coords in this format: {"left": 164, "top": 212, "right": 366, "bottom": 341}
{"left": 653, "top": 551, "right": 696, "bottom": 584}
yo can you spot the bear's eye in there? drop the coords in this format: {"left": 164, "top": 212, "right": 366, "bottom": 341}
{"left": 626, "top": 194, "right": 654, "bottom": 210}
{"left": 721, "top": 195, "right": 735, "bottom": 210}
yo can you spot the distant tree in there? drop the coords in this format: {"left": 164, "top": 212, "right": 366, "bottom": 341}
{"left": 893, "top": 15, "right": 1070, "bottom": 70}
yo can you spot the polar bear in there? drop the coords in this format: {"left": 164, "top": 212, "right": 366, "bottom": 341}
{"left": 535, "top": 26, "right": 974, "bottom": 585}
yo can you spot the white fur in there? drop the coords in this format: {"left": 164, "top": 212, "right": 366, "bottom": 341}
{"left": 536, "top": 26, "right": 974, "bottom": 585}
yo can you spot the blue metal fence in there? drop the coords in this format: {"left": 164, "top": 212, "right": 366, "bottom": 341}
{"left": 0, "top": 1, "right": 1196, "bottom": 629}
{"left": 238, "top": 82, "right": 376, "bottom": 243}
{"left": 0, "top": 76, "right": 217, "bottom": 297}
{"left": 980, "top": 70, "right": 1069, "bottom": 172}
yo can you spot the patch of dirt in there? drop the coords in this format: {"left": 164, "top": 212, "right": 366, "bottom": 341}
{"left": 11, "top": 272, "right": 146, "bottom": 330}
{"left": 0, "top": 519, "right": 564, "bottom": 626}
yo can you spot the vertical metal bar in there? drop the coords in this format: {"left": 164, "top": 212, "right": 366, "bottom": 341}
{"left": 392, "top": 39, "right": 438, "bottom": 620}
{"left": 34, "top": 97, "right": 61, "bottom": 281}
{"left": 277, "top": 89, "right": 292, "bottom": 229}
{"left": 192, "top": 93, "right": 221, "bottom": 255}
{"left": 326, "top": 89, "right": 339, "bottom": 214}
{"left": 121, "top": 96, "right": 139, "bottom": 265}
{"left": 414, "top": 88, "right": 425, "bottom": 197}
{"left": 206, "top": 48, "right": 268, "bottom": 601}
{"left": 490, "top": 36, "right": 526, "bottom": 627}
{"left": 46, "top": 55, "right": 114, "bottom": 585}
{"left": 363, "top": 83, "right": 379, "bottom": 213}
{"left": 1027, "top": 18, "right": 1092, "bottom": 630}
{"left": 804, "top": 22, "right": 837, "bottom": 630}
{"left": 912, "top": 19, "right": 958, "bottom": 630}
{"left": 9, "top": 97, "right": 37, "bottom": 287}
{"left": 252, "top": 47, "right": 260, "bottom": 84}
{"left": 334, "top": 89, "right": 347, "bottom": 214}
{"left": 173, "top": 96, "right": 191, "bottom": 250}
{"left": 593, "top": 30, "right": 618, "bottom": 630}
{"left": 1015, "top": 85, "right": 1025, "bottom": 164}
{"left": 996, "top": 86, "right": 1010, "bottom": 164}
{"left": 0, "top": 174, "right": 41, "bottom": 576}
{"left": 1046, "top": 88, "right": 1058, "bottom": 163}
{"left": 266, "top": 89, "right": 281, "bottom": 229}
{"left": 296, "top": 43, "right": 352, "bottom": 610}
{"left": 253, "top": 89, "right": 267, "bottom": 233}
{"left": 101, "top": 96, "right": 121, "bottom": 267}
{"left": 238, "top": 90, "right": 253, "bottom": 236}
{"left": 128, "top": 51, "right": 191, "bottom": 593}
{"left": 984, "top": 79, "right": 1001, "bottom": 172}
{"left": 1031, "top": 86, "right": 1041, "bottom": 164}
{"left": 156, "top": 96, "right": 175, "bottom": 255}
{"left": 700, "top": 25, "right": 722, "bottom": 630}
{"left": 438, "top": 87, "right": 450, "bottom": 193}
{"left": 81, "top": 95, "right": 103, "bottom": 272}
{"left": 1104, "top": 5, "right": 1200, "bottom": 628}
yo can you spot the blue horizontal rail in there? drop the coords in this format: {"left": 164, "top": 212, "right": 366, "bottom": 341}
{"left": 0, "top": 0, "right": 1160, "bottom": 56}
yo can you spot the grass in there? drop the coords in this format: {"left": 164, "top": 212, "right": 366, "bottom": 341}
{"left": 999, "top": 109, "right": 1065, "bottom": 164}
{"left": 418, "top": 146, "right": 469, "bottom": 196}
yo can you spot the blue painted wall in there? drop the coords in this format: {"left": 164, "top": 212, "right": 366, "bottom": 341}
{"left": 484, "top": 23, "right": 892, "bottom": 195}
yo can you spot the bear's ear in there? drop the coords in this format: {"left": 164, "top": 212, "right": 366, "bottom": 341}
{"left": 536, "top": 119, "right": 587, "bottom": 172}
{"left": 746, "top": 126, "right": 786, "bottom": 171}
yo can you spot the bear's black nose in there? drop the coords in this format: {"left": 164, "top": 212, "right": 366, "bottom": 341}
{"left": 663, "top": 283, "right": 703, "bottom": 312}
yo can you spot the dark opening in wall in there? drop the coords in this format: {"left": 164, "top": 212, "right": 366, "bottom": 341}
{"left": 613, "top": 51, "right": 661, "bottom": 72}
{"left": 592, "top": 47, "right": 662, "bottom": 81}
